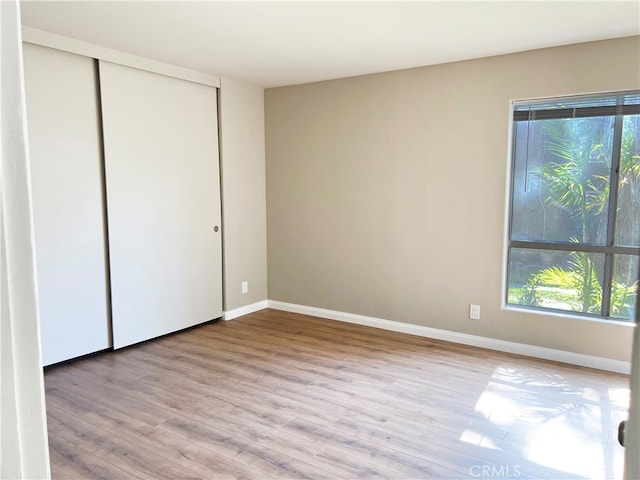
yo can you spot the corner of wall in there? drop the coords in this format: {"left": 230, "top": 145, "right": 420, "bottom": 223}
{"left": 218, "top": 76, "right": 268, "bottom": 313}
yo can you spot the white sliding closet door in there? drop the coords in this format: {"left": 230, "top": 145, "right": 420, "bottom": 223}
{"left": 99, "top": 61, "right": 222, "bottom": 349}
{"left": 23, "top": 44, "right": 111, "bottom": 366}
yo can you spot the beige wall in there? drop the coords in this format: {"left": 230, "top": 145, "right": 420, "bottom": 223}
{"left": 219, "top": 77, "right": 268, "bottom": 311}
{"left": 265, "top": 36, "right": 640, "bottom": 362}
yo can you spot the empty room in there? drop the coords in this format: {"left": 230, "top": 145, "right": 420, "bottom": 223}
{"left": 2, "top": 1, "right": 640, "bottom": 479}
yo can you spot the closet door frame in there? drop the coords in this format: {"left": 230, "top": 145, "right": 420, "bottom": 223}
{"left": 22, "top": 27, "right": 220, "bottom": 88}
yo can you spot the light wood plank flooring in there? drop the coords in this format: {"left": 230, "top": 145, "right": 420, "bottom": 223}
{"left": 45, "top": 309, "right": 629, "bottom": 479}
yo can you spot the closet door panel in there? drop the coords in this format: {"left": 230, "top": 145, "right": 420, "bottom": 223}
{"left": 23, "top": 44, "right": 111, "bottom": 366}
{"left": 99, "top": 61, "right": 222, "bottom": 349}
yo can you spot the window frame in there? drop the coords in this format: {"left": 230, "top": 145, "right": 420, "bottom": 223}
{"left": 506, "top": 91, "right": 640, "bottom": 321}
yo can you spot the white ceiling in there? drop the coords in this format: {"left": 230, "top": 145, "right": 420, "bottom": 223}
{"left": 20, "top": 1, "right": 640, "bottom": 88}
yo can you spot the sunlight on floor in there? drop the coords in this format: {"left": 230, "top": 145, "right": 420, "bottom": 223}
{"left": 460, "top": 366, "right": 629, "bottom": 479}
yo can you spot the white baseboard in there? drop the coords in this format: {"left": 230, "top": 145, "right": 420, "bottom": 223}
{"left": 267, "top": 300, "right": 631, "bottom": 374}
{"left": 223, "top": 300, "right": 269, "bottom": 321}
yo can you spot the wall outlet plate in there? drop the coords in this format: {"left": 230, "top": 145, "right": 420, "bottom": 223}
{"left": 470, "top": 304, "right": 480, "bottom": 320}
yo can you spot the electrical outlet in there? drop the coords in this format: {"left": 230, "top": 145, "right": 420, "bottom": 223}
{"left": 241, "top": 281, "right": 248, "bottom": 294}
{"left": 470, "top": 304, "right": 480, "bottom": 320}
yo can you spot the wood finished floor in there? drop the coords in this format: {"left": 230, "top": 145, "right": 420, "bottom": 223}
{"left": 45, "top": 309, "right": 629, "bottom": 480}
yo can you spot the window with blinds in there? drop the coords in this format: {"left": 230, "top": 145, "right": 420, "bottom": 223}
{"left": 506, "top": 91, "right": 640, "bottom": 321}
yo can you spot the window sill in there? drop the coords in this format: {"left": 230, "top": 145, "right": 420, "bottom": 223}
{"left": 502, "top": 304, "right": 637, "bottom": 327}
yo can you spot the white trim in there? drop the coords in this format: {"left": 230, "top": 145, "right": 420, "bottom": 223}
{"left": 267, "top": 300, "right": 631, "bottom": 374}
{"left": 2, "top": 5, "right": 50, "bottom": 475}
{"left": 223, "top": 300, "right": 268, "bottom": 321}
{"left": 22, "top": 27, "right": 220, "bottom": 88}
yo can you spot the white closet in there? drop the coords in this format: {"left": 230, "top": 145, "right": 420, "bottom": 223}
{"left": 23, "top": 45, "right": 223, "bottom": 363}
{"left": 23, "top": 44, "right": 111, "bottom": 366}
{"left": 99, "top": 61, "right": 222, "bottom": 349}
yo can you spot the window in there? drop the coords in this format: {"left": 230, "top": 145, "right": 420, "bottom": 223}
{"left": 506, "top": 92, "right": 640, "bottom": 321}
